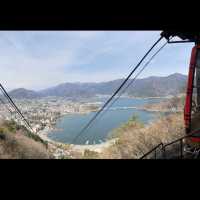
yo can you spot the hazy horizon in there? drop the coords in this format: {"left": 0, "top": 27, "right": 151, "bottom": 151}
{"left": 0, "top": 31, "right": 193, "bottom": 91}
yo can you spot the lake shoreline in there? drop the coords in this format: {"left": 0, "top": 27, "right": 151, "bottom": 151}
{"left": 38, "top": 96, "right": 172, "bottom": 142}
{"left": 36, "top": 95, "right": 179, "bottom": 157}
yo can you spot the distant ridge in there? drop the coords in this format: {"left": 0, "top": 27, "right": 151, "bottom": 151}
{"left": 8, "top": 73, "right": 187, "bottom": 99}
{"left": 8, "top": 88, "right": 40, "bottom": 99}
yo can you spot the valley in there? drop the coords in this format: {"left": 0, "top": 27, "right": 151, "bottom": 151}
{"left": 0, "top": 73, "right": 188, "bottom": 159}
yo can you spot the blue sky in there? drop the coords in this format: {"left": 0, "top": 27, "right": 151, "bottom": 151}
{"left": 0, "top": 31, "right": 194, "bottom": 91}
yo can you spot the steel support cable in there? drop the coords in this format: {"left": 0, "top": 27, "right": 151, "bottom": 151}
{"left": 102, "top": 40, "right": 169, "bottom": 113}
{"left": 0, "top": 96, "right": 13, "bottom": 114}
{"left": 0, "top": 87, "right": 32, "bottom": 131}
{"left": 0, "top": 84, "right": 33, "bottom": 131}
{"left": 88, "top": 40, "right": 169, "bottom": 144}
{"left": 0, "top": 85, "right": 30, "bottom": 129}
{"left": 0, "top": 89, "right": 17, "bottom": 115}
{"left": 0, "top": 86, "right": 23, "bottom": 117}
{"left": 0, "top": 88, "right": 21, "bottom": 121}
{"left": 73, "top": 35, "right": 164, "bottom": 143}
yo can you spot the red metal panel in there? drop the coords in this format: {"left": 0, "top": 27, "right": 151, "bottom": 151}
{"left": 184, "top": 46, "right": 197, "bottom": 133}
{"left": 190, "top": 137, "right": 200, "bottom": 143}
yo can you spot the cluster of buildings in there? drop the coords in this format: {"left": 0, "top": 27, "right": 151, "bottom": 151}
{"left": 0, "top": 96, "right": 100, "bottom": 133}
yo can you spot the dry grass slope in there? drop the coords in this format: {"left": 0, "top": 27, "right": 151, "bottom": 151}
{"left": 100, "top": 112, "right": 185, "bottom": 159}
{"left": 0, "top": 120, "right": 51, "bottom": 159}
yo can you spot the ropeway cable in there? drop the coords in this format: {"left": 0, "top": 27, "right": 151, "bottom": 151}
{"left": 0, "top": 84, "right": 33, "bottom": 132}
{"left": 88, "top": 40, "right": 169, "bottom": 144}
{"left": 102, "top": 41, "right": 169, "bottom": 114}
{"left": 0, "top": 96, "right": 13, "bottom": 114}
{"left": 73, "top": 35, "right": 164, "bottom": 143}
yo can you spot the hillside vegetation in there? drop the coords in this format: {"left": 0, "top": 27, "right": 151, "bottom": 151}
{"left": 100, "top": 112, "right": 184, "bottom": 159}
{"left": 79, "top": 96, "right": 186, "bottom": 159}
{"left": 0, "top": 96, "right": 187, "bottom": 159}
{"left": 141, "top": 95, "right": 185, "bottom": 112}
{"left": 51, "top": 96, "right": 186, "bottom": 159}
{"left": 0, "top": 120, "right": 51, "bottom": 159}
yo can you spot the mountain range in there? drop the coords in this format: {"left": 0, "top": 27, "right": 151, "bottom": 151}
{"left": 7, "top": 73, "right": 188, "bottom": 99}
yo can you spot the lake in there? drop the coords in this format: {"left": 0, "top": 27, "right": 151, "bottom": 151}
{"left": 48, "top": 97, "right": 164, "bottom": 144}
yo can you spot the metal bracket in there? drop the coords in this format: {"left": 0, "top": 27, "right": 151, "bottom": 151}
{"left": 167, "top": 39, "right": 194, "bottom": 44}
{"left": 161, "top": 31, "right": 200, "bottom": 44}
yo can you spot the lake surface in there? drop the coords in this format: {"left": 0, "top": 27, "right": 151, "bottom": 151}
{"left": 48, "top": 97, "right": 164, "bottom": 144}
